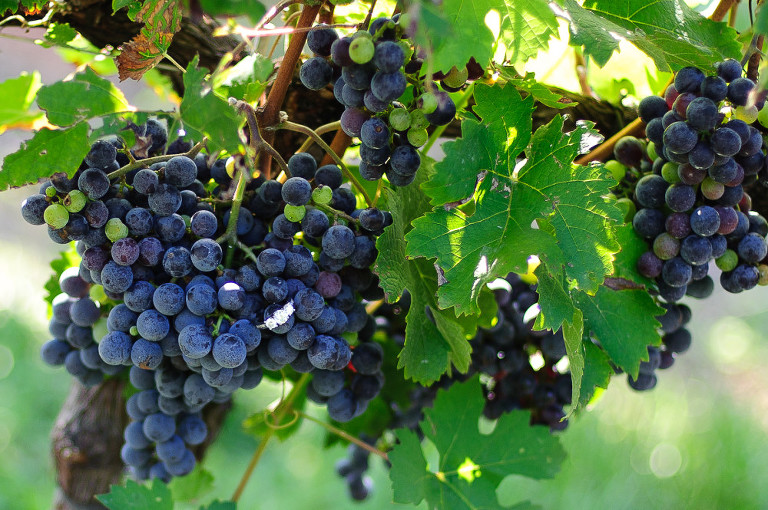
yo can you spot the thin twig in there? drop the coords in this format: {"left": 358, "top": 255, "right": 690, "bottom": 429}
{"left": 296, "top": 410, "right": 390, "bottom": 461}
{"left": 574, "top": 118, "right": 644, "bottom": 165}
{"left": 296, "top": 121, "right": 342, "bottom": 153}
{"left": 372, "top": 179, "right": 384, "bottom": 208}
{"left": 361, "top": 0, "right": 378, "bottom": 30}
{"left": 239, "top": 22, "right": 357, "bottom": 38}
{"left": 275, "top": 120, "right": 373, "bottom": 207}
{"left": 710, "top": 0, "right": 739, "bottom": 21}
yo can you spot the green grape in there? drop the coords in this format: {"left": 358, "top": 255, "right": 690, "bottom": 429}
{"left": 349, "top": 36, "right": 374, "bottom": 64}
{"left": 716, "top": 249, "right": 738, "bottom": 272}
{"left": 105, "top": 218, "right": 129, "bottom": 242}
{"left": 410, "top": 109, "right": 429, "bottom": 130}
{"left": 225, "top": 156, "right": 236, "bottom": 178}
{"left": 653, "top": 233, "right": 680, "bottom": 260}
{"left": 312, "top": 185, "right": 333, "bottom": 205}
{"left": 604, "top": 160, "right": 627, "bottom": 182}
{"left": 442, "top": 66, "right": 469, "bottom": 88}
{"left": 63, "top": 190, "right": 87, "bottom": 213}
{"left": 45, "top": 186, "right": 57, "bottom": 198}
{"left": 44, "top": 203, "right": 69, "bottom": 229}
{"left": 129, "top": 325, "right": 139, "bottom": 337}
{"left": 758, "top": 264, "right": 768, "bottom": 285}
{"left": 407, "top": 128, "right": 429, "bottom": 147}
{"left": 700, "top": 177, "right": 724, "bottom": 200}
{"left": 646, "top": 141, "right": 658, "bottom": 160}
{"left": 389, "top": 108, "right": 411, "bottom": 131}
{"left": 417, "top": 93, "right": 438, "bottom": 114}
{"left": 397, "top": 40, "right": 413, "bottom": 62}
{"left": 284, "top": 204, "right": 306, "bottom": 222}
{"left": 661, "top": 162, "right": 680, "bottom": 184}
{"left": 615, "top": 197, "right": 636, "bottom": 222}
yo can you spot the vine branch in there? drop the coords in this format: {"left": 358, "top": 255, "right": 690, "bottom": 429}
{"left": 296, "top": 410, "right": 390, "bottom": 461}
{"left": 106, "top": 140, "right": 206, "bottom": 180}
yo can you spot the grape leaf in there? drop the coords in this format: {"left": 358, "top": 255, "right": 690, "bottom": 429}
{"left": 557, "top": 0, "right": 741, "bottom": 71}
{"left": 200, "top": 502, "right": 236, "bottom": 510}
{"left": 168, "top": 465, "right": 214, "bottom": 501}
{"left": 610, "top": 222, "right": 654, "bottom": 285}
{"left": 97, "top": 479, "right": 173, "bottom": 510}
{"left": 41, "top": 22, "right": 78, "bottom": 48}
{"left": 0, "top": 1, "right": 18, "bottom": 14}
{"left": 573, "top": 286, "right": 662, "bottom": 378}
{"left": 412, "top": 0, "right": 558, "bottom": 72}
{"left": 179, "top": 56, "right": 243, "bottom": 155}
{"left": 389, "top": 377, "right": 564, "bottom": 509}
{"left": 36, "top": 67, "right": 131, "bottom": 127}
{"left": 503, "top": 70, "right": 573, "bottom": 109}
{"left": 375, "top": 161, "right": 472, "bottom": 384}
{"left": 407, "top": 83, "right": 623, "bottom": 316}
{"left": 579, "top": 339, "right": 613, "bottom": 407}
{"left": 44, "top": 245, "right": 81, "bottom": 309}
{"left": 113, "top": 0, "right": 140, "bottom": 14}
{"left": 0, "top": 123, "right": 90, "bottom": 190}
{"left": 115, "top": 0, "right": 182, "bottom": 80}
{"left": 0, "top": 72, "right": 43, "bottom": 134}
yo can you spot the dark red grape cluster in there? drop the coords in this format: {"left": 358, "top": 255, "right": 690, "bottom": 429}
{"left": 299, "top": 16, "right": 462, "bottom": 186}
{"left": 22, "top": 121, "right": 392, "bottom": 484}
{"left": 626, "top": 59, "right": 768, "bottom": 300}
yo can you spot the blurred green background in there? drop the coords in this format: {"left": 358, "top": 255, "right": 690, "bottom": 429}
{"left": 3, "top": 0, "right": 768, "bottom": 508}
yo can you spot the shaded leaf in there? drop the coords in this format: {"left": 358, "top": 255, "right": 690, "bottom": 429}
{"left": 44, "top": 245, "right": 81, "bottom": 310}
{"left": 375, "top": 161, "right": 472, "bottom": 384}
{"left": 0, "top": 123, "right": 90, "bottom": 190}
{"left": 199, "top": 0, "right": 266, "bottom": 23}
{"left": 41, "top": 22, "right": 78, "bottom": 47}
{"left": 389, "top": 378, "right": 564, "bottom": 509}
{"left": 199, "top": 502, "right": 236, "bottom": 510}
{"left": 168, "top": 465, "right": 215, "bottom": 502}
{"left": 579, "top": 339, "right": 613, "bottom": 407}
{"left": 503, "top": 70, "right": 573, "bottom": 109}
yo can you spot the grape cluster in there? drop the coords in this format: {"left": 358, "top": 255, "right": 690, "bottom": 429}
{"left": 22, "top": 119, "right": 393, "bottom": 482}
{"left": 299, "top": 17, "right": 458, "bottom": 186}
{"left": 626, "top": 59, "right": 768, "bottom": 300}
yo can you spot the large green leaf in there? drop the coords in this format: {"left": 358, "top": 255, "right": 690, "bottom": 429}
{"left": 97, "top": 479, "right": 173, "bottom": 510}
{"left": 558, "top": 0, "right": 741, "bottom": 71}
{"left": 179, "top": 56, "right": 243, "bottom": 155}
{"left": 168, "top": 465, "right": 215, "bottom": 502}
{"left": 407, "top": 83, "right": 623, "bottom": 316}
{"left": 574, "top": 286, "right": 663, "bottom": 378}
{"left": 0, "top": 72, "right": 43, "bottom": 133}
{"left": 375, "top": 161, "right": 472, "bottom": 384}
{"left": 389, "top": 377, "right": 563, "bottom": 509}
{"left": 36, "top": 67, "right": 131, "bottom": 127}
{"left": 0, "top": 123, "right": 90, "bottom": 190}
{"left": 410, "top": 0, "right": 558, "bottom": 72}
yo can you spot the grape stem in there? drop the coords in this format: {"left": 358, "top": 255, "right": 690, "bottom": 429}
{"left": 311, "top": 203, "right": 359, "bottom": 225}
{"left": 231, "top": 373, "right": 311, "bottom": 503}
{"left": 105, "top": 139, "right": 206, "bottom": 180}
{"left": 295, "top": 121, "right": 342, "bottom": 153}
{"left": 273, "top": 120, "right": 374, "bottom": 208}
{"left": 216, "top": 163, "right": 248, "bottom": 267}
{"left": 295, "top": 410, "right": 390, "bottom": 461}
{"left": 229, "top": 98, "right": 291, "bottom": 180}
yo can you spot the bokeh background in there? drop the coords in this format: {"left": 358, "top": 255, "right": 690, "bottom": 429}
{"left": 2, "top": 1, "right": 768, "bottom": 508}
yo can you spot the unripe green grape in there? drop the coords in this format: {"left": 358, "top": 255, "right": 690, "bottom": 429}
{"left": 410, "top": 109, "right": 429, "bottom": 130}
{"left": 105, "top": 218, "right": 129, "bottom": 242}
{"left": 129, "top": 325, "right": 139, "bottom": 336}
{"left": 284, "top": 204, "right": 306, "bottom": 222}
{"left": 389, "top": 108, "right": 411, "bottom": 131}
{"left": 44, "top": 203, "right": 69, "bottom": 229}
{"left": 734, "top": 104, "right": 759, "bottom": 124}
{"left": 397, "top": 40, "right": 413, "bottom": 62}
{"left": 417, "top": 93, "right": 438, "bottom": 114}
{"left": 407, "top": 127, "right": 429, "bottom": 147}
{"left": 45, "top": 186, "right": 57, "bottom": 198}
{"left": 349, "top": 37, "right": 375, "bottom": 64}
{"left": 312, "top": 185, "right": 333, "bottom": 205}
{"left": 615, "top": 197, "right": 636, "bottom": 222}
{"left": 604, "top": 160, "right": 627, "bottom": 182}
{"left": 646, "top": 141, "right": 658, "bottom": 161}
{"left": 225, "top": 156, "right": 236, "bottom": 178}
{"left": 661, "top": 162, "right": 680, "bottom": 183}
{"left": 63, "top": 189, "right": 87, "bottom": 212}
{"left": 716, "top": 249, "right": 738, "bottom": 271}
{"left": 700, "top": 177, "right": 724, "bottom": 200}
{"left": 653, "top": 233, "right": 680, "bottom": 260}
{"left": 442, "top": 66, "right": 469, "bottom": 88}
{"left": 758, "top": 264, "right": 768, "bottom": 285}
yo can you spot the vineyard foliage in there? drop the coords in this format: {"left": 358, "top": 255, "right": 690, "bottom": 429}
{"left": 1, "top": 0, "right": 766, "bottom": 508}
